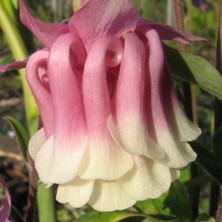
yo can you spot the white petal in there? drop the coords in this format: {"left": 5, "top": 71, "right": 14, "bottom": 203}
{"left": 108, "top": 116, "right": 165, "bottom": 160}
{"left": 172, "top": 101, "right": 201, "bottom": 142}
{"left": 35, "top": 136, "right": 87, "bottom": 184}
{"left": 89, "top": 180, "right": 136, "bottom": 211}
{"left": 119, "top": 157, "right": 171, "bottom": 200}
{"left": 170, "top": 169, "right": 180, "bottom": 181}
{"left": 156, "top": 132, "right": 197, "bottom": 168}
{"left": 56, "top": 177, "right": 94, "bottom": 208}
{"left": 28, "top": 128, "right": 45, "bottom": 160}
{"left": 78, "top": 138, "right": 133, "bottom": 180}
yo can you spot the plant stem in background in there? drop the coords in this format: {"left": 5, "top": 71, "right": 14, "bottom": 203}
{"left": 0, "top": 0, "right": 38, "bottom": 135}
{"left": 173, "top": 0, "right": 199, "bottom": 220}
{"left": 0, "top": 1, "right": 56, "bottom": 221}
{"left": 213, "top": 0, "right": 222, "bottom": 219}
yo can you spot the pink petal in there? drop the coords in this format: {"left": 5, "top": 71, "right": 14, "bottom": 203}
{"left": 69, "top": 0, "right": 138, "bottom": 51}
{"left": 19, "top": 0, "right": 69, "bottom": 47}
{"left": 146, "top": 29, "right": 197, "bottom": 168}
{"left": 108, "top": 32, "right": 164, "bottom": 160}
{"left": 35, "top": 33, "right": 88, "bottom": 184}
{"left": 81, "top": 37, "right": 133, "bottom": 180}
{"left": 0, "top": 59, "right": 27, "bottom": 73}
{"left": 26, "top": 49, "right": 54, "bottom": 138}
{"left": 137, "top": 19, "right": 207, "bottom": 44}
{"left": 0, "top": 181, "right": 11, "bottom": 222}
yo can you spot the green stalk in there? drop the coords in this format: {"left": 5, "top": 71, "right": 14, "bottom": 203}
{"left": 173, "top": 1, "right": 199, "bottom": 220}
{"left": 0, "top": 0, "right": 38, "bottom": 135}
{"left": 0, "top": 1, "right": 56, "bottom": 221}
{"left": 37, "top": 183, "right": 56, "bottom": 222}
{"left": 212, "top": 0, "right": 222, "bottom": 218}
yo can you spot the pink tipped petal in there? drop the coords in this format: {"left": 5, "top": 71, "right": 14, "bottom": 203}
{"left": 108, "top": 32, "right": 164, "bottom": 160}
{"left": 28, "top": 128, "right": 45, "bottom": 160}
{"left": 82, "top": 37, "right": 133, "bottom": 180}
{"left": 56, "top": 177, "right": 94, "bottom": 208}
{"left": 89, "top": 180, "right": 136, "bottom": 212}
{"left": 69, "top": 0, "right": 138, "bottom": 50}
{"left": 19, "top": 0, "right": 69, "bottom": 47}
{"left": 79, "top": 139, "right": 133, "bottom": 181}
{"left": 0, "top": 59, "right": 27, "bottom": 73}
{"left": 119, "top": 157, "right": 171, "bottom": 200}
{"left": 0, "top": 181, "right": 11, "bottom": 222}
{"left": 35, "top": 34, "right": 88, "bottom": 184}
{"left": 26, "top": 49, "right": 54, "bottom": 137}
{"left": 137, "top": 20, "right": 207, "bottom": 44}
{"left": 168, "top": 83, "right": 201, "bottom": 142}
{"left": 146, "top": 29, "right": 197, "bottom": 168}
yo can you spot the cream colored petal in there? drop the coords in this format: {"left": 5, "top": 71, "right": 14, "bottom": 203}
{"left": 89, "top": 180, "right": 136, "bottom": 212}
{"left": 28, "top": 128, "right": 45, "bottom": 160}
{"left": 78, "top": 138, "right": 133, "bottom": 180}
{"left": 35, "top": 136, "right": 87, "bottom": 184}
{"left": 155, "top": 132, "right": 197, "bottom": 168}
{"left": 170, "top": 169, "right": 180, "bottom": 181}
{"left": 172, "top": 101, "right": 201, "bottom": 142}
{"left": 119, "top": 156, "right": 171, "bottom": 200}
{"left": 108, "top": 116, "right": 165, "bottom": 160}
{"left": 56, "top": 177, "right": 94, "bottom": 208}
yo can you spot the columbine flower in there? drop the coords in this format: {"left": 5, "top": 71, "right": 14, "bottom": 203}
{"left": 0, "top": 181, "right": 11, "bottom": 222}
{"left": 0, "top": 0, "right": 204, "bottom": 211}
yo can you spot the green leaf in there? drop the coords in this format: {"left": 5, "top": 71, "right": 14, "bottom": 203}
{"left": 142, "top": 215, "right": 176, "bottom": 222}
{"left": 191, "top": 142, "right": 222, "bottom": 184}
{"left": 165, "top": 45, "right": 222, "bottom": 100}
{"left": 164, "top": 181, "right": 192, "bottom": 220}
{"left": 195, "top": 214, "right": 216, "bottom": 222}
{"left": 135, "top": 192, "right": 170, "bottom": 215}
{"left": 4, "top": 116, "right": 29, "bottom": 161}
{"left": 213, "top": 126, "right": 222, "bottom": 158}
{"left": 76, "top": 210, "right": 145, "bottom": 222}
{"left": 187, "top": 176, "right": 216, "bottom": 191}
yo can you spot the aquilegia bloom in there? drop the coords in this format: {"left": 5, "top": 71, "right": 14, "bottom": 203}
{"left": 0, "top": 0, "right": 204, "bottom": 211}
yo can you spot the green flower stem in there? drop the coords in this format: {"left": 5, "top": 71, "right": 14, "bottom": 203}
{"left": 37, "top": 183, "right": 56, "bottom": 222}
{"left": 0, "top": 1, "right": 56, "bottom": 222}
{"left": 173, "top": 1, "right": 199, "bottom": 220}
{"left": 0, "top": 0, "right": 38, "bottom": 135}
{"left": 212, "top": 0, "right": 222, "bottom": 218}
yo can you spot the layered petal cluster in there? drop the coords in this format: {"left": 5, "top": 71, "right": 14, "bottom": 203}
{"left": 1, "top": 0, "right": 203, "bottom": 211}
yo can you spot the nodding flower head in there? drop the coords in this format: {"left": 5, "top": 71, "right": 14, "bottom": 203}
{"left": 1, "top": 0, "right": 204, "bottom": 212}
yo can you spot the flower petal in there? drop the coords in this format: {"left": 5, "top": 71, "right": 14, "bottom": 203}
{"left": 81, "top": 37, "right": 133, "bottom": 180}
{"left": 119, "top": 156, "right": 171, "bottom": 200}
{"left": 19, "top": 0, "right": 69, "bottom": 47}
{"left": 108, "top": 32, "right": 164, "bottom": 160}
{"left": 146, "top": 29, "right": 197, "bottom": 168}
{"left": 0, "top": 181, "right": 11, "bottom": 222}
{"left": 26, "top": 49, "right": 54, "bottom": 137}
{"left": 137, "top": 20, "right": 207, "bottom": 44}
{"left": 34, "top": 34, "right": 88, "bottom": 184}
{"left": 89, "top": 180, "right": 136, "bottom": 212}
{"left": 0, "top": 59, "right": 27, "bottom": 73}
{"left": 56, "top": 177, "right": 94, "bottom": 208}
{"left": 69, "top": 0, "right": 138, "bottom": 50}
{"left": 79, "top": 138, "right": 133, "bottom": 181}
{"left": 28, "top": 128, "right": 45, "bottom": 160}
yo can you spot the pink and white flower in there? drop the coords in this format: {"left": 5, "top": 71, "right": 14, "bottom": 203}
{"left": 1, "top": 0, "right": 203, "bottom": 211}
